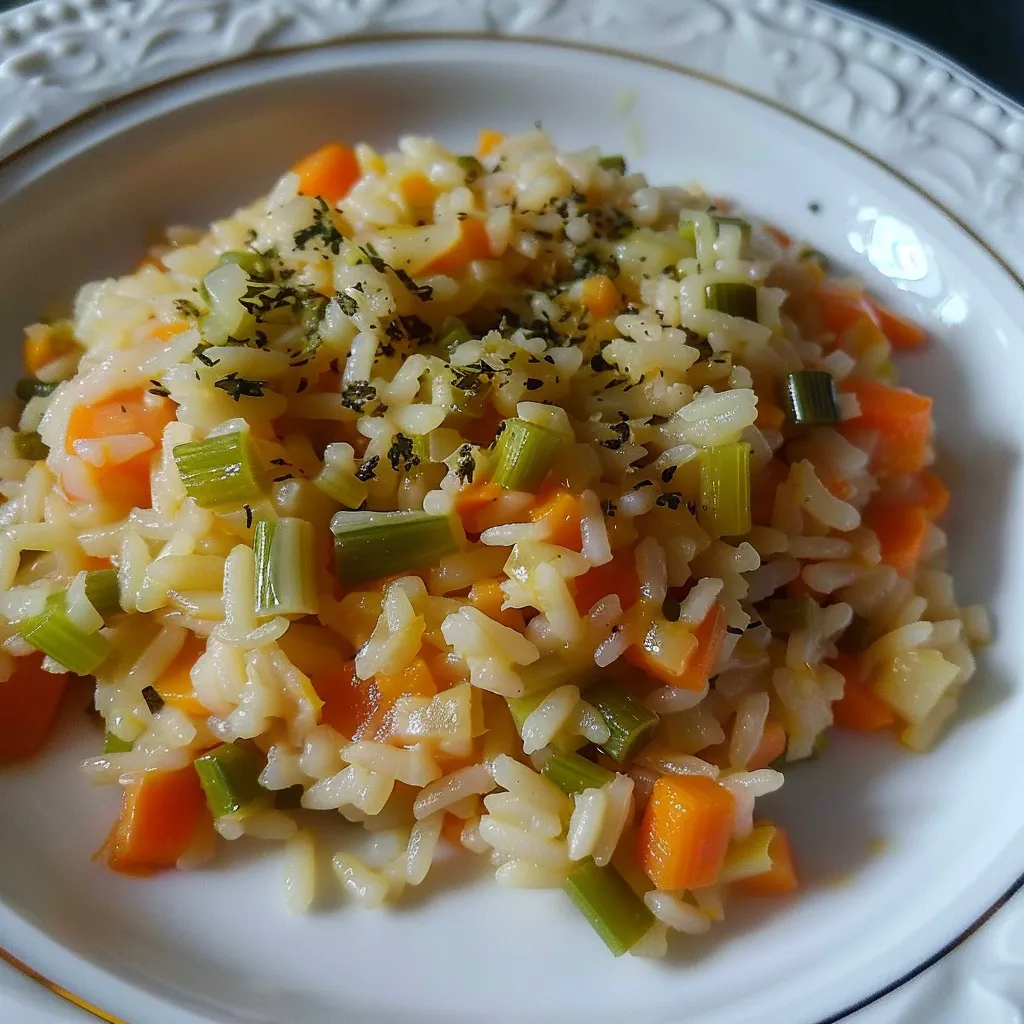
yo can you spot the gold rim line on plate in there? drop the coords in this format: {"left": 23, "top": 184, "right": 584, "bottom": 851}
{"left": 0, "top": 947, "right": 128, "bottom": 1023}
{"left": 0, "top": 27, "right": 1021, "bottom": 1024}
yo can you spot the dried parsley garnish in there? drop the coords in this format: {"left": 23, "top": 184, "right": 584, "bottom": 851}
{"left": 294, "top": 197, "right": 344, "bottom": 254}
{"left": 355, "top": 455, "right": 379, "bottom": 482}
{"left": 454, "top": 444, "right": 476, "bottom": 484}
{"left": 214, "top": 372, "right": 269, "bottom": 401}
{"left": 387, "top": 433, "right": 420, "bottom": 473}
{"left": 340, "top": 381, "right": 377, "bottom": 413}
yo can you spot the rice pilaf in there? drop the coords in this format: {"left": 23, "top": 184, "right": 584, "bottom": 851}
{"left": 0, "top": 130, "right": 988, "bottom": 956}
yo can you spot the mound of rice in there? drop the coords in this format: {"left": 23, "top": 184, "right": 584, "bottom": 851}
{"left": 0, "top": 130, "right": 988, "bottom": 956}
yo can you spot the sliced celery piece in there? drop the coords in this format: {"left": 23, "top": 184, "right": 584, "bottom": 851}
{"left": 253, "top": 518, "right": 317, "bottom": 617}
{"left": 542, "top": 752, "right": 616, "bottom": 796}
{"left": 698, "top": 441, "right": 752, "bottom": 538}
{"left": 597, "top": 155, "right": 627, "bottom": 174}
{"left": 563, "top": 858, "right": 655, "bottom": 956}
{"left": 586, "top": 680, "right": 659, "bottom": 764}
{"left": 712, "top": 214, "right": 752, "bottom": 244}
{"left": 217, "top": 249, "right": 271, "bottom": 281}
{"left": 491, "top": 417, "right": 561, "bottom": 492}
{"left": 194, "top": 742, "right": 264, "bottom": 817}
{"left": 456, "top": 155, "right": 484, "bottom": 183}
{"left": 173, "top": 431, "right": 266, "bottom": 510}
{"left": 103, "top": 731, "right": 132, "bottom": 754}
{"left": 14, "top": 432, "right": 49, "bottom": 461}
{"left": 705, "top": 282, "right": 758, "bottom": 320}
{"left": 331, "top": 510, "right": 459, "bottom": 586}
{"left": 314, "top": 443, "right": 368, "bottom": 509}
{"left": 783, "top": 370, "right": 840, "bottom": 426}
{"left": 84, "top": 569, "right": 122, "bottom": 620}
{"left": 18, "top": 593, "right": 110, "bottom": 675}
{"left": 438, "top": 316, "right": 471, "bottom": 353}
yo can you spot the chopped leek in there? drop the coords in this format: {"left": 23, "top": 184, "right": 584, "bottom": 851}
{"left": 15, "top": 379, "right": 58, "bottom": 401}
{"left": 18, "top": 593, "right": 110, "bottom": 675}
{"left": 597, "top": 155, "right": 627, "bottom": 174}
{"left": 194, "top": 741, "right": 264, "bottom": 817}
{"left": 13, "top": 431, "right": 48, "bottom": 461}
{"left": 331, "top": 510, "right": 459, "bottom": 586}
{"left": 84, "top": 569, "right": 122, "bottom": 620}
{"left": 217, "top": 249, "right": 271, "bottom": 281}
{"left": 438, "top": 316, "right": 472, "bottom": 352}
{"left": 173, "top": 431, "right": 266, "bottom": 510}
{"left": 783, "top": 370, "right": 840, "bottom": 426}
{"left": 678, "top": 219, "right": 697, "bottom": 245}
{"left": 705, "top": 282, "right": 758, "bottom": 320}
{"left": 103, "top": 731, "right": 132, "bottom": 754}
{"left": 698, "top": 441, "right": 752, "bottom": 538}
{"left": 253, "top": 518, "right": 317, "bottom": 617}
{"left": 542, "top": 752, "right": 615, "bottom": 796}
{"left": 586, "top": 680, "right": 659, "bottom": 764}
{"left": 491, "top": 417, "right": 561, "bottom": 492}
{"left": 563, "top": 858, "right": 655, "bottom": 956}
{"left": 411, "top": 433, "right": 431, "bottom": 469}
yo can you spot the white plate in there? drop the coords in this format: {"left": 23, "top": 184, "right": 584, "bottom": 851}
{"left": 1, "top": 3, "right": 1023, "bottom": 1023}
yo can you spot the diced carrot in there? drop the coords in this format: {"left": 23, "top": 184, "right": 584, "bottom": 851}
{"left": 863, "top": 501, "right": 930, "bottom": 576}
{"left": 915, "top": 469, "right": 950, "bottom": 521}
{"left": 0, "top": 654, "right": 68, "bottom": 764}
{"left": 313, "top": 661, "right": 371, "bottom": 739}
{"left": 710, "top": 197, "right": 733, "bottom": 214}
{"left": 63, "top": 387, "right": 176, "bottom": 510}
{"left": 468, "top": 578, "right": 526, "bottom": 632}
{"left": 422, "top": 650, "right": 470, "bottom": 691}
{"left": 149, "top": 321, "right": 189, "bottom": 343}
{"left": 750, "top": 459, "right": 788, "bottom": 527}
{"left": 817, "top": 288, "right": 876, "bottom": 339}
{"left": 24, "top": 323, "right": 76, "bottom": 376}
{"left": 530, "top": 489, "right": 583, "bottom": 551}
{"left": 629, "top": 602, "right": 728, "bottom": 691}
{"left": 841, "top": 377, "right": 932, "bottom": 477}
{"left": 755, "top": 402, "right": 786, "bottom": 432}
{"left": 868, "top": 300, "right": 928, "bottom": 351}
{"left": 292, "top": 142, "right": 361, "bottom": 204}
{"left": 573, "top": 548, "right": 640, "bottom": 613}
{"left": 764, "top": 225, "right": 792, "bottom": 248}
{"left": 637, "top": 774, "right": 736, "bottom": 890}
{"left": 830, "top": 651, "right": 894, "bottom": 731}
{"left": 400, "top": 172, "right": 438, "bottom": 209}
{"left": 108, "top": 765, "right": 210, "bottom": 875}
{"left": 153, "top": 634, "right": 208, "bottom": 717}
{"left": 748, "top": 716, "right": 787, "bottom": 769}
{"left": 454, "top": 480, "right": 504, "bottom": 534}
{"left": 732, "top": 824, "right": 799, "bottom": 896}
{"left": 66, "top": 388, "right": 175, "bottom": 450}
{"left": 374, "top": 658, "right": 438, "bottom": 707}
{"left": 421, "top": 218, "right": 493, "bottom": 277}
{"left": 580, "top": 275, "right": 621, "bottom": 319}
{"left": 477, "top": 129, "right": 504, "bottom": 158}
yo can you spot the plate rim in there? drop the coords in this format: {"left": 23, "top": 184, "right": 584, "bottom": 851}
{"left": 0, "top": 3, "right": 1023, "bottom": 1023}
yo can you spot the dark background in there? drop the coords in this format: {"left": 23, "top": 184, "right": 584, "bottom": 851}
{"left": 835, "top": 1, "right": 1023, "bottom": 101}
{"left": 0, "top": 1, "right": 1020, "bottom": 101}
